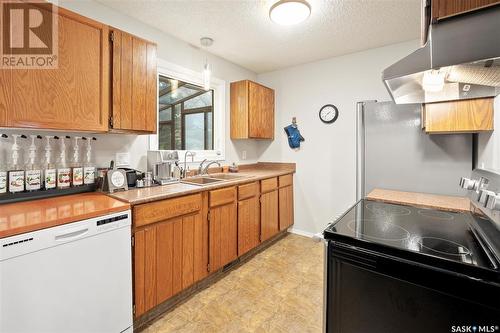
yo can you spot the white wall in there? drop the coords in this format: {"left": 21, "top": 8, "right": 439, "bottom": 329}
{"left": 477, "top": 96, "right": 500, "bottom": 171}
{"left": 39, "top": 0, "right": 258, "bottom": 170}
{"left": 257, "top": 40, "right": 420, "bottom": 235}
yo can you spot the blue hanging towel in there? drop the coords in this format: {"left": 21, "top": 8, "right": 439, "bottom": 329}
{"left": 284, "top": 124, "right": 305, "bottom": 149}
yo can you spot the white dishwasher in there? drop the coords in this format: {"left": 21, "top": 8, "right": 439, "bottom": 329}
{"left": 0, "top": 210, "right": 133, "bottom": 333}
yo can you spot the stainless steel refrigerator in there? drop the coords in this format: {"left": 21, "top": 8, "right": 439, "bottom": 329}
{"left": 356, "top": 100, "right": 473, "bottom": 200}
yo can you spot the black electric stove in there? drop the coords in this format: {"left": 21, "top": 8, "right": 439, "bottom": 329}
{"left": 324, "top": 199, "right": 500, "bottom": 333}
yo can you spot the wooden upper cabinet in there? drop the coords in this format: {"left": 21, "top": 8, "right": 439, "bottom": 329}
{"left": 0, "top": 6, "right": 109, "bottom": 132}
{"left": 110, "top": 28, "right": 157, "bottom": 133}
{"left": 423, "top": 98, "right": 494, "bottom": 134}
{"left": 230, "top": 80, "right": 275, "bottom": 140}
{"left": 431, "top": 0, "right": 500, "bottom": 21}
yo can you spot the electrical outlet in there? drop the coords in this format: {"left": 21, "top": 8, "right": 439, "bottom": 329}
{"left": 242, "top": 150, "right": 247, "bottom": 160}
{"left": 115, "top": 152, "right": 131, "bottom": 167}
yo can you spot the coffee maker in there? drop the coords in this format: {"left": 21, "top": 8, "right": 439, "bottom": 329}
{"left": 147, "top": 150, "right": 179, "bottom": 185}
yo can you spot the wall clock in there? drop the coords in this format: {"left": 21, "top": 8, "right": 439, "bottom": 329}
{"left": 319, "top": 104, "right": 339, "bottom": 124}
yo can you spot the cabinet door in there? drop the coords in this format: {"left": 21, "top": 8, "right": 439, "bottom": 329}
{"left": 209, "top": 202, "right": 237, "bottom": 272}
{"left": 432, "top": 0, "right": 500, "bottom": 20}
{"left": 279, "top": 185, "right": 294, "bottom": 231}
{"left": 238, "top": 196, "right": 260, "bottom": 256}
{"left": 134, "top": 227, "right": 157, "bottom": 318}
{"left": 248, "top": 81, "right": 274, "bottom": 139}
{"left": 260, "top": 190, "right": 279, "bottom": 242}
{"left": 111, "top": 29, "right": 157, "bottom": 133}
{"left": 3, "top": 7, "right": 109, "bottom": 131}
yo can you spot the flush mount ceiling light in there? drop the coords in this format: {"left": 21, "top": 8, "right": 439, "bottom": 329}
{"left": 270, "top": 0, "right": 311, "bottom": 26}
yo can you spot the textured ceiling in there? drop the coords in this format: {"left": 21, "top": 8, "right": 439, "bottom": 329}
{"left": 97, "top": 0, "right": 421, "bottom": 73}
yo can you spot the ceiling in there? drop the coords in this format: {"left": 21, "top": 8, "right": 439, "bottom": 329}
{"left": 97, "top": 0, "right": 421, "bottom": 74}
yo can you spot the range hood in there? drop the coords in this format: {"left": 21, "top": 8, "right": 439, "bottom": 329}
{"left": 383, "top": 5, "right": 500, "bottom": 104}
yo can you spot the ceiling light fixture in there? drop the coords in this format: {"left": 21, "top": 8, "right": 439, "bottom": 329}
{"left": 269, "top": 0, "right": 311, "bottom": 26}
{"left": 200, "top": 37, "right": 213, "bottom": 91}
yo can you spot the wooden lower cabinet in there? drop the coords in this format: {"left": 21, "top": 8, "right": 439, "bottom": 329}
{"left": 279, "top": 185, "right": 294, "bottom": 231}
{"left": 260, "top": 189, "right": 279, "bottom": 242}
{"left": 238, "top": 196, "right": 261, "bottom": 256}
{"left": 209, "top": 187, "right": 238, "bottom": 272}
{"left": 133, "top": 195, "right": 207, "bottom": 318}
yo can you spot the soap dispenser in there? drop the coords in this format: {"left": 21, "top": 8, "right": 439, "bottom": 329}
{"left": 83, "top": 137, "right": 96, "bottom": 185}
{"left": 0, "top": 134, "right": 8, "bottom": 194}
{"left": 70, "top": 136, "right": 83, "bottom": 186}
{"left": 8, "top": 134, "right": 26, "bottom": 193}
{"left": 25, "top": 135, "right": 42, "bottom": 191}
{"left": 42, "top": 136, "right": 57, "bottom": 190}
{"left": 56, "top": 136, "right": 71, "bottom": 189}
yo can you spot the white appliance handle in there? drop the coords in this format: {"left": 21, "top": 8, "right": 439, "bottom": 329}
{"left": 55, "top": 227, "right": 89, "bottom": 241}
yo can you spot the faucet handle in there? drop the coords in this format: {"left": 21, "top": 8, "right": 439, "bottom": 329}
{"left": 478, "top": 189, "right": 494, "bottom": 205}
{"left": 485, "top": 192, "right": 500, "bottom": 210}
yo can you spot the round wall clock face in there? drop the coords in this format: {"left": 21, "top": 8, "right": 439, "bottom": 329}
{"left": 319, "top": 104, "right": 339, "bottom": 124}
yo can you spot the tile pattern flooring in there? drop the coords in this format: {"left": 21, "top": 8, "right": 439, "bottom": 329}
{"left": 143, "top": 233, "right": 324, "bottom": 333}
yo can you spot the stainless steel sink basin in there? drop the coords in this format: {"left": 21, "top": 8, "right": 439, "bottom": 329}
{"left": 181, "top": 177, "right": 224, "bottom": 186}
{"left": 207, "top": 173, "right": 247, "bottom": 180}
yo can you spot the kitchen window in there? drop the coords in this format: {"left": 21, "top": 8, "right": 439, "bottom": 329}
{"left": 150, "top": 60, "right": 225, "bottom": 161}
{"left": 158, "top": 76, "right": 214, "bottom": 150}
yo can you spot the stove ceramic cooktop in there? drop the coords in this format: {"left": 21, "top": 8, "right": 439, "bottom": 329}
{"left": 324, "top": 199, "right": 494, "bottom": 269}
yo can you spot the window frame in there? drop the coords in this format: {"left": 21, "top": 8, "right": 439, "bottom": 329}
{"left": 149, "top": 59, "right": 226, "bottom": 162}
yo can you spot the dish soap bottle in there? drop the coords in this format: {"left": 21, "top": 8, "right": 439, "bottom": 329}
{"left": 57, "top": 136, "right": 71, "bottom": 189}
{"left": 42, "top": 136, "right": 56, "bottom": 190}
{"left": 0, "top": 134, "right": 8, "bottom": 194}
{"left": 83, "top": 137, "right": 96, "bottom": 185}
{"left": 25, "top": 135, "right": 42, "bottom": 191}
{"left": 71, "top": 136, "right": 83, "bottom": 186}
{"left": 8, "top": 134, "right": 26, "bottom": 193}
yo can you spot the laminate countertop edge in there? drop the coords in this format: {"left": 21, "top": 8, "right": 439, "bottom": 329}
{"left": 108, "top": 167, "right": 296, "bottom": 205}
{"left": 366, "top": 188, "right": 470, "bottom": 213}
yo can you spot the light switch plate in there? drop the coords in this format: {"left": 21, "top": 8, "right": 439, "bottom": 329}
{"left": 115, "top": 152, "right": 131, "bottom": 167}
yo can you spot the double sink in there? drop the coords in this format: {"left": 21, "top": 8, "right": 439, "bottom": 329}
{"left": 180, "top": 173, "right": 248, "bottom": 186}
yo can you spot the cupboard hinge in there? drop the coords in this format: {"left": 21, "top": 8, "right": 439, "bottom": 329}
{"left": 207, "top": 211, "right": 210, "bottom": 222}
{"left": 133, "top": 304, "right": 136, "bottom": 315}
{"left": 109, "top": 116, "right": 114, "bottom": 128}
{"left": 131, "top": 235, "right": 135, "bottom": 247}
{"left": 109, "top": 31, "right": 115, "bottom": 42}
{"left": 207, "top": 263, "right": 210, "bottom": 272}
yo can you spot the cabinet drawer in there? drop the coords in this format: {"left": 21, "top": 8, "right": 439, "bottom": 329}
{"left": 210, "top": 187, "right": 237, "bottom": 208}
{"left": 238, "top": 182, "right": 259, "bottom": 200}
{"left": 261, "top": 177, "right": 278, "bottom": 193}
{"left": 133, "top": 194, "right": 202, "bottom": 227}
{"left": 279, "top": 174, "right": 293, "bottom": 187}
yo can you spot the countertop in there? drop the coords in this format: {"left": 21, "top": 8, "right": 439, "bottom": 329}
{"left": 108, "top": 162, "right": 296, "bottom": 205}
{"left": 0, "top": 193, "right": 130, "bottom": 239}
{"left": 366, "top": 188, "right": 470, "bottom": 212}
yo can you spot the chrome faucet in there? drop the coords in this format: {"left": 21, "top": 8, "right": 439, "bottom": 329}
{"left": 198, "top": 159, "right": 221, "bottom": 175}
{"left": 183, "top": 151, "right": 196, "bottom": 178}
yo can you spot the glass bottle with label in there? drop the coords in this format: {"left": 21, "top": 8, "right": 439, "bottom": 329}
{"left": 42, "top": 136, "right": 56, "bottom": 190}
{"left": 8, "top": 134, "right": 26, "bottom": 193}
{"left": 0, "top": 134, "right": 8, "bottom": 195}
{"left": 57, "top": 136, "right": 71, "bottom": 189}
{"left": 25, "top": 135, "right": 42, "bottom": 192}
{"left": 83, "top": 137, "right": 96, "bottom": 185}
{"left": 70, "top": 137, "right": 83, "bottom": 186}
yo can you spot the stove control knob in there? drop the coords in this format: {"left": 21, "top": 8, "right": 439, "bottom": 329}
{"left": 478, "top": 189, "right": 495, "bottom": 205}
{"left": 460, "top": 177, "right": 479, "bottom": 190}
{"left": 485, "top": 193, "right": 500, "bottom": 210}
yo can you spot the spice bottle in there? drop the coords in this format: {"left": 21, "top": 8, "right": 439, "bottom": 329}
{"left": 8, "top": 134, "right": 26, "bottom": 193}
{"left": 71, "top": 136, "right": 83, "bottom": 186}
{"left": 25, "top": 135, "right": 42, "bottom": 191}
{"left": 42, "top": 136, "right": 56, "bottom": 190}
{"left": 0, "top": 134, "right": 8, "bottom": 194}
{"left": 57, "top": 136, "right": 71, "bottom": 189}
{"left": 83, "top": 137, "right": 96, "bottom": 185}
